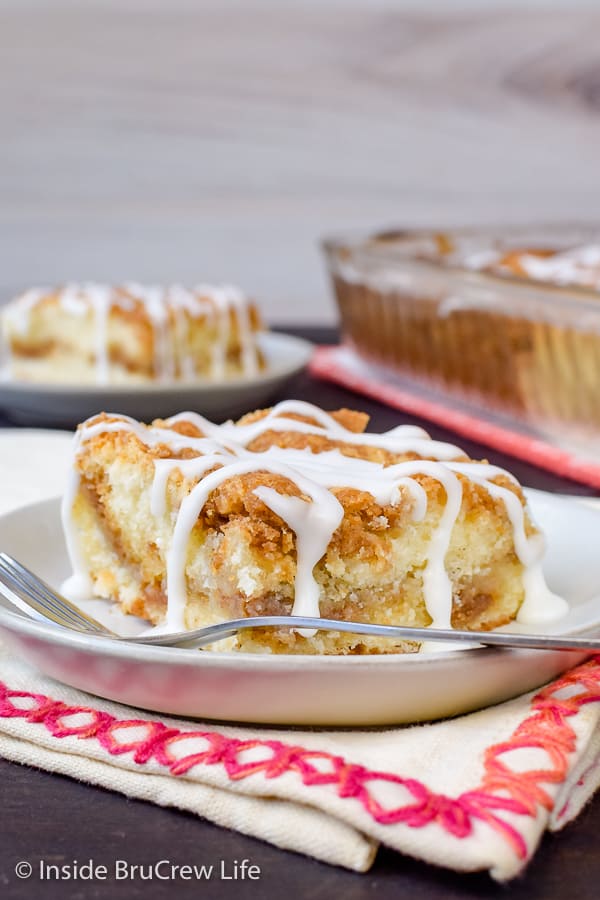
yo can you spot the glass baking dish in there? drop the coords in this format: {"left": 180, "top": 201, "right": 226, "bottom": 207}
{"left": 322, "top": 226, "right": 600, "bottom": 454}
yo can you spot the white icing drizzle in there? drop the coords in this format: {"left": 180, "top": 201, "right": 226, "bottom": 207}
{"left": 447, "top": 462, "right": 568, "bottom": 623}
{"left": 455, "top": 242, "right": 600, "bottom": 291}
{"left": 61, "top": 400, "right": 568, "bottom": 642}
{"left": 165, "top": 401, "right": 464, "bottom": 460}
{"left": 150, "top": 448, "right": 239, "bottom": 519}
{"left": 2, "top": 282, "right": 260, "bottom": 383}
{"left": 205, "top": 286, "right": 229, "bottom": 380}
{"left": 395, "top": 462, "right": 462, "bottom": 629}
{"left": 517, "top": 246, "right": 600, "bottom": 290}
{"left": 169, "top": 285, "right": 199, "bottom": 381}
{"left": 60, "top": 429, "right": 95, "bottom": 602}
{"left": 2, "top": 288, "right": 50, "bottom": 335}
{"left": 124, "top": 283, "right": 172, "bottom": 381}
{"left": 166, "top": 459, "right": 344, "bottom": 630}
{"left": 251, "top": 447, "right": 429, "bottom": 513}
{"left": 85, "top": 284, "right": 113, "bottom": 385}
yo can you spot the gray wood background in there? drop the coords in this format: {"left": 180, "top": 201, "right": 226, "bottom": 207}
{"left": 1, "top": 0, "right": 600, "bottom": 324}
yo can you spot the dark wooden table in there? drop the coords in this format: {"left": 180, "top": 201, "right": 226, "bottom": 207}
{"left": 1, "top": 328, "right": 598, "bottom": 900}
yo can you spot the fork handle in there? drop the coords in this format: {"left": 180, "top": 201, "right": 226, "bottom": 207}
{"left": 123, "top": 616, "right": 600, "bottom": 652}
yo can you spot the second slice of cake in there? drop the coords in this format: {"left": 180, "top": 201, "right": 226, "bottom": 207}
{"left": 2, "top": 282, "right": 264, "bottom": 384}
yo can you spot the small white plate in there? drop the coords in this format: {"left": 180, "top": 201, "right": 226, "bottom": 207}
{"left": 0, "top": 332, "right": 313, "bottom": 426}
{"left": 0, "top": 490, "right": 597, "bottom": 727}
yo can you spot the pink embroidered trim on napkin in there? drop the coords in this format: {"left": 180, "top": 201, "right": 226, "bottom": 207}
{"left": 2, "top": 655, "right": 599, "bottom": 858}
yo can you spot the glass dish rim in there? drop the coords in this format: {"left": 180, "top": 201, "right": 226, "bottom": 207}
{"left": 321, "top": 223, "right": 600, "bottom": 312}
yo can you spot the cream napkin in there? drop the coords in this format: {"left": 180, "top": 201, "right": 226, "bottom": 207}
{"left": 0, "top": 430, "right": 599, "bottom": 881}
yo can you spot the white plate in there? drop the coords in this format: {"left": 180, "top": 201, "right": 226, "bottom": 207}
{"left": 0, "top": 332, "right": 313, "bottom": 426}
{"left": 0, "top": 429, "right": 72, "bottom": 512}
{"left": 0, "top": 490, "right": 597, "bottom": 727}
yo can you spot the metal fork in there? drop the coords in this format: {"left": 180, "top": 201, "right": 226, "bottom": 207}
{"left": 0, "top": 552, "right": 117, "bottom": 635}
{"left": 1, "top": 551, "right": 600, "bottom": 652}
